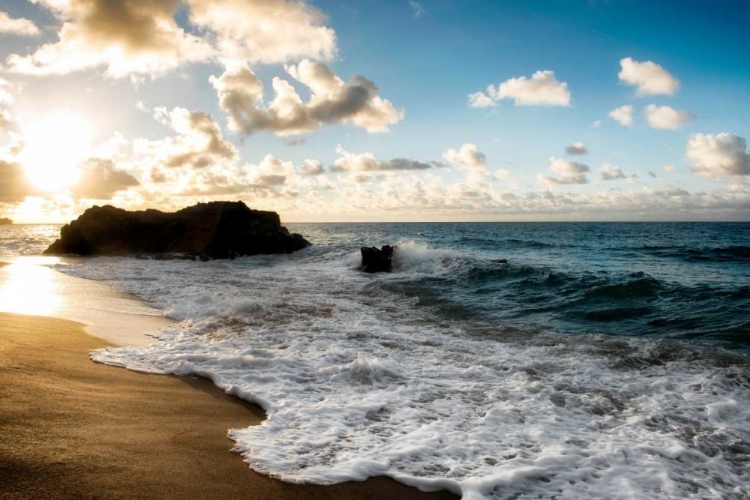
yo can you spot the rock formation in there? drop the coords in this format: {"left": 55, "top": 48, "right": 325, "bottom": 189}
{"left": 0, "top": 218, "right": 12, "bottom": 226}
{"left": 360, "top": 245, "right": 396, "bottom": 273}
{"left": 44, "top": 202, "right": 310, "bottom": 259}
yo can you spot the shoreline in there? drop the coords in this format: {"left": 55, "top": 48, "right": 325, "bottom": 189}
{"left": 0, "top": 260, "right": 457, "bottom": 499}
{"left": 0, "top": 258, "right": 173, "bottom": 346}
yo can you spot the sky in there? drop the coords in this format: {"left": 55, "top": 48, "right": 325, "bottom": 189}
{"left": 0, "top": 0, "right": 749, "bottom": 223}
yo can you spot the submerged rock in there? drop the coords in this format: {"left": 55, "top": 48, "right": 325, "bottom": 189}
{"left": 0, "top": 218, "right": 12, "bottom": 226}
{"left": 44, "top": 201, "right": 310, "bottom": 259}
{"left": 360, "top": 245, "right": 396, "bottom": 273}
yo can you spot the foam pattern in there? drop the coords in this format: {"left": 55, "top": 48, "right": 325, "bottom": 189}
{"left": 54, "top": 244, "right": 750, "bottom": 499}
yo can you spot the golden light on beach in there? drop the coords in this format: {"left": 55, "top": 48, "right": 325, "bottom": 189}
{"left": 18, "top": 114, "right": 91, "bottom": 192}
{"left": 0, "top": 260, "right": 62, "bottom": 317}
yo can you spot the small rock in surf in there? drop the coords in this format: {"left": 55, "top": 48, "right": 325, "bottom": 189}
{"left": 360, "top": 245, "right": 396, "bottom": 273}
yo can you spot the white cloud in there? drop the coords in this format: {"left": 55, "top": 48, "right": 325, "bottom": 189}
{"left": 686, "top": 133, "right": 750, "bottom": 179}
{"left": 409, "top": 1, "right": 425, "bottom": 18}
{"left": 0, "top": 78, "right": 13, "bottom": 106}
{"left": 538, "top": 157, "right": 590, "bottom": 186}
{"left": 467, "top": 91, "right": 496, "bottom": 108}
{"left": 469, "top": 70, "right": 571, "bottom": 108}
{"left": 290, "top": 174, "right": 750, "bottom": 221}
{"left": 6, "top": 140, "right": 750, "bottom": 221}
{"left": 208, "top": 62, "right": 263, "bottom": 127}
{"left": 663, "top": 165, "right": 676, "bottom": 173}
{"left": 0, "top": 10, "right": 40, "bottom": 36}
{"left": 6, "top": 0, "right": 212, "bottom": 78}
{"left": 167, "top": 151, "right": 335, "bottom": 199}
{"left": 566, "top": 142, "right": 588, "bottom": 155}
{"left": 186, "top": 0, "right": 337, "bottom": 64}
{"left": 599, "top": 164, "right": 628, "bottom": 181}
{"left": 618, "top": 57, "right": 680, "bottom": 97}
{"left": 134, "top": 107, "right": 238, "bottom": 174}
{"left": 592, "top": 120, "right": 602, "bottom": 128}
{"left": 494, "top": 169, "right": 510, "bottom": 181}
{"left": 0, "top": 79, "right": 16, "bottom": 135}
{"left": 0, "top": 109, "right": 14, "bottom": 134}
{"left": 332, "top": 145, "right": 432, "bottom": 173}
{"left": 5, "top": 0, "right": 337, "bottom": 78}
{"left": 443, "top": 144, "right": 487, "bottom": 170}
{"left": 210, "top": 60, "right": 403, "bottom": 136}
{"left": 349, "top": 173, "right": 381, "bottom": 184}
{"left": 298, "top": 159, "right": 324, "bottom": 175}
{"left": 609, "top": 104, "right": 634, "bottom": 128}
{"left": 251, "top": 155, "right": 293, "bottom": 186}
{"left": 643, "top": 104, "right": 692, "bottom": 130}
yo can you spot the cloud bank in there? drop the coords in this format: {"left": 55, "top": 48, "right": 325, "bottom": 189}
{"left": 5, "top": 0, "right": 337, "bottom": 78}
{"left": 332, "top": 146, "right": 432, "bottom": 173}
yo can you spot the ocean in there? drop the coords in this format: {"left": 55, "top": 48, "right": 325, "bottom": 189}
{"left": 2, "top": 222, "right": 749, "bottom": 499}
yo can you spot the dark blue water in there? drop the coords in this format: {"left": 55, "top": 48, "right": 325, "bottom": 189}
{"left": 288, "top": 222, "right": 750, "bottom": 348}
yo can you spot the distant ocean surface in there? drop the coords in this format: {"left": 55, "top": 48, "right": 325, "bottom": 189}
{"left": 2, "top": 222, "right": 750, "bottom": 499}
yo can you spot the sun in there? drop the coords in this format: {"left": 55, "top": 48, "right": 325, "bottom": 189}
{"left": 19, "top": 113, "right": 92, "bottom": 192}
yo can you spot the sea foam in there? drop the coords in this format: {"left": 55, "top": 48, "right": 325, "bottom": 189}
{"left": 55, "top": 244, "right": 750, "bottom": 500}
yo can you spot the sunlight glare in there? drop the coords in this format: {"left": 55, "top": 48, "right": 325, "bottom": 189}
{"left": 0, "top": 259, "right": 62, "bottom": 317}
{"left": 19, "top": 114, "right": 92, "bottom": 192}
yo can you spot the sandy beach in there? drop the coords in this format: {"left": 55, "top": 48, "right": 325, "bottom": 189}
{"left": 0, "top": 260, "right": 456, "bottom": 500}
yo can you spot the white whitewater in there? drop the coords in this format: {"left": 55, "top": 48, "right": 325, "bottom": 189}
{"left": 48, "top": 244, "right": 750, "bottom": 500}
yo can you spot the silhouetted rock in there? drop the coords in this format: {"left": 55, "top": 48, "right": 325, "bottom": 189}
{"left": 44, "top": 202, "right": 310, "bottom": 259}
{"left": 360, "top": 245, "right": 396, "bottom": 273}
{"left": 0, "top": 218, "right": 12, "bottom": 226}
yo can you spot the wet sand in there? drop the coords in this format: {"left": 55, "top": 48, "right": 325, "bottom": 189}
{"left": 0, "top": 311, "right": 457, "bottom": 500}
{"left": 0, "top": 258, "right": 173, "bottom": 346}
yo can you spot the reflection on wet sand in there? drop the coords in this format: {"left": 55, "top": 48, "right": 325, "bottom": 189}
{"left": 0, "top": 258, "right": 63, "bottom": 317}
{"left": 0, "top": 257, "right": 172, "bottom": 346}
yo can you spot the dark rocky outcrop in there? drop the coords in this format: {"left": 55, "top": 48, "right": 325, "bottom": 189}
{"left": 44, "top": 201, "right": 310, "bottom": 259}
{"left": 0, "top": 218, "right": 12, "bottom": 226}
{"left": 360, "top": 245, "right": 396, "bottom": 273}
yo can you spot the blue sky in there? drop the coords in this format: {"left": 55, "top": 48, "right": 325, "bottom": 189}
{"left": 0, "top": 0, "right": 749, "bottom": 221}
{"left": 309, "top": 0, "right": 750, "bottom": 185}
